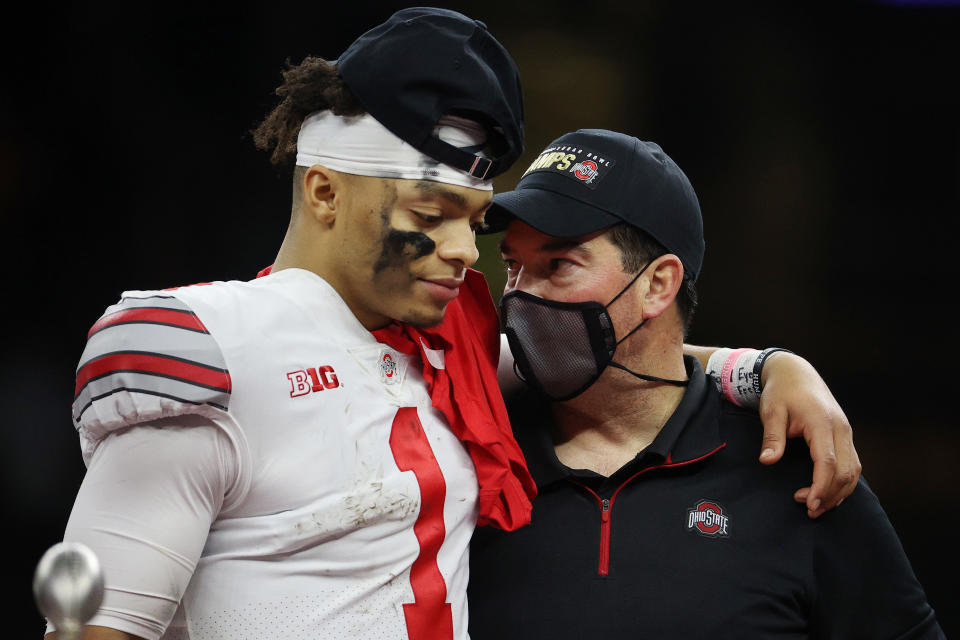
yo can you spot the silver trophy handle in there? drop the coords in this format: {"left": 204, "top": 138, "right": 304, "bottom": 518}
{"left": 33, "top": 542, "right": 105, "bottom": 640}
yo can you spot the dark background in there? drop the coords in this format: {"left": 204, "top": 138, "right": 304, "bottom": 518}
{"left": 3, "top": 0, "right": 957, "bottom": 635}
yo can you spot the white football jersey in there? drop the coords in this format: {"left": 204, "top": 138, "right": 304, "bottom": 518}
{"left": 71, "top": 268, "right": 480, "bottom": 640}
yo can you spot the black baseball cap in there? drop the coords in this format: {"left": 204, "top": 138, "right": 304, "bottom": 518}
{"left": 484, "top": 129, "right": 705, "bottom": 280}
{"left": 337, "top": 7, "right": 524, "bottom": 180}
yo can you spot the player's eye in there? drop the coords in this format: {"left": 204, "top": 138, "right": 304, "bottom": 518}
{"left": 412, "top": 211, "right": 443, "bottom": 225}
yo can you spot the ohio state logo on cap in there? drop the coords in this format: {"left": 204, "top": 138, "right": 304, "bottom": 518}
{"left": 686, "top": 499, "right": 729, "bottom": 537}
{"left": 572, "top": 160, "right": 599, "bottom": 182}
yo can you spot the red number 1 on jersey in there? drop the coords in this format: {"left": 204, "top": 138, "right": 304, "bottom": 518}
{"left": 389, "top": 407, "right": 454, "bottom": 640}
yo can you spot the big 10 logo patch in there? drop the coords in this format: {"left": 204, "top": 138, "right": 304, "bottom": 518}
{"left": 286, "top": 366, "right": 340, "bottom": 397}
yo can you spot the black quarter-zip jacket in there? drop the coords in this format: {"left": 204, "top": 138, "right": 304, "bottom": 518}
{"left": 468, "top": 357, "right": 944, "bottom": 639}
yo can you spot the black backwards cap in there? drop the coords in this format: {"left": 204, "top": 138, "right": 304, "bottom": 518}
{"left": 336, "top": 7, "right": 524, "bottom": 180}
{"left": 484, "top": 129, "right": 705, "bottom": 281}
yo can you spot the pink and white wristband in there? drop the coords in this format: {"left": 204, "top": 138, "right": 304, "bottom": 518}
{"left": 705, "top": 347, "right": 792, "bottom": 408}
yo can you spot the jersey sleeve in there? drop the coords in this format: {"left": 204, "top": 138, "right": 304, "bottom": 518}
{"left": 73, "top": 291, "right": 232, "bottom": 464}
{"left": 52, "top": 414, "right": 238, "bottom": 640}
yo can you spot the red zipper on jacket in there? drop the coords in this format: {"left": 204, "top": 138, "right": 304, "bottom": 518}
{"left": 569, "top": 443, "right": 727, "bottom": 576}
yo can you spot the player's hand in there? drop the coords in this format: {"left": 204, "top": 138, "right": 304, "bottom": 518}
{"left": 756, "top": 351, "right": 860, "bottom": 518}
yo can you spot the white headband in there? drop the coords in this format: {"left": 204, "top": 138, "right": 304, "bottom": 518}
{"left": 295, "top": 111, "right": 493, "bottom": 191}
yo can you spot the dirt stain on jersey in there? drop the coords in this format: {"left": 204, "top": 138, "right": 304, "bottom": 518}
{"left": 344, "top": 479, "right": 420, "bottom": 526}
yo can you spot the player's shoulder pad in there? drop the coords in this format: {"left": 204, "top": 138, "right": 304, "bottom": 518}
{"left": 73, "top": 290, "right": 232, "bottom": 448}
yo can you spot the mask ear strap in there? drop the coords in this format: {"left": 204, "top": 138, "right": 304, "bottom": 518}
{"left": 615, "top": 319, "right": 647, "bottom": 346}
{"left": 605, "top": 262, "right": 649, "bottom": 307}
{"left": 512, "top": 359, "right": 527, "bottom": 383}
{"left": 605, "top": 254, "right": 662, "bottom": 307}
{"left": 607, "top": 361, "right": 689, "bottom": 386}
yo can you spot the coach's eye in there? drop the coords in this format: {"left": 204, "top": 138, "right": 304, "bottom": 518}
{"left": 550, "top": 258, "right": 576, "bottom": 276}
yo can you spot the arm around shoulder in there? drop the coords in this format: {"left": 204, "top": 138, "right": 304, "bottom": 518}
{"left": 689, "top": 344, "right": 861, "bottom": 517}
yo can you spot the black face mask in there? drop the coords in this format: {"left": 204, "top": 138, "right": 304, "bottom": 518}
{"left": 499, "top": 261, "right": 689, "bottom": 401}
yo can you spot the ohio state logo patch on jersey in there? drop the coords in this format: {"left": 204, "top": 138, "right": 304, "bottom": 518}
{"left": 520, "top": 144, "right": 615, "bottom": 189}
{"left": 378, "top": 347, "right": 406, "bottom": 386}
{"left": 686, "top": 500, "right": 729, "bottom": 537}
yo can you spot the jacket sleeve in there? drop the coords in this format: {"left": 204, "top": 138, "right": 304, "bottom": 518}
{"left": 811, "top": 477, "right": 945, "bottom": 639}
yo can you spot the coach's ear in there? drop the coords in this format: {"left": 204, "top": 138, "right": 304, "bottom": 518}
{"left": 641, "top": 253, "right": 684, "bottom": 320}
{"left": 301, "top": 164, "right": 341, "bottom": 226}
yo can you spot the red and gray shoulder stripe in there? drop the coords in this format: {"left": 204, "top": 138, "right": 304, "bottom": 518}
{"left": 73, "top": 294, "right": 232, "bottom": 423}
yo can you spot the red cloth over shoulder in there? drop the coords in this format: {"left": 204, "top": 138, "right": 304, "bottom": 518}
{"left": 372, "top": 269, "right": 536, "bottom": 531}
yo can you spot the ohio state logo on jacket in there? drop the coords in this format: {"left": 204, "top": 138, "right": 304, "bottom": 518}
{"left": 686, "top": 499, "right": 729, "bottom": 537}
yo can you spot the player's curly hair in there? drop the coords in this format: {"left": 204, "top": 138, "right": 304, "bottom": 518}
{"left": 252, "top": 56, "right": 366, "bottom": 166}
{"left": 608, "top": 222, "right": 698, "bottom": 336}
